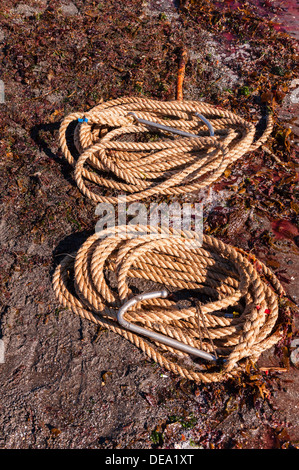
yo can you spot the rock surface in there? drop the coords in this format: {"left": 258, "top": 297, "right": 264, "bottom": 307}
{"left": 0, "top": 0, "right": 298, "bottom": 449}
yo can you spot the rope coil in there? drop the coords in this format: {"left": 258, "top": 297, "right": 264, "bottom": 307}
{"left": 59, "top": 96, "right": 273, "bottom": 204}
{"left": 53, "top": 225, "right": 286, "bottom": 383}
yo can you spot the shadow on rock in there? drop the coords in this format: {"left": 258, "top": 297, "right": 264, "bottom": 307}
{"left": 30, "top": 121, "right": 78, "bottom": 189}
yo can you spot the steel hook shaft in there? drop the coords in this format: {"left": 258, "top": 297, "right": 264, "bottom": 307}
{"left": 128, "top": 112, "right": 215, "bottom": 138}
{"left": 117, "top": 290, "right": 217, "bottom": 362}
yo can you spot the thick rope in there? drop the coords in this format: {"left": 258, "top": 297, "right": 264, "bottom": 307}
{"left": 59, "top": 96, "right": 273, "bottom": 203}
{"left": 52, "top": 225, "right": 286, "bottom": 383}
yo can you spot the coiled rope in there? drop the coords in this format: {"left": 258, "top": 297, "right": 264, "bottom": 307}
{"left": 59, "top": 96, "right": 273, "bottom": 203}
{"left": 53, "top": 225, "right": 286, "bottom": 383}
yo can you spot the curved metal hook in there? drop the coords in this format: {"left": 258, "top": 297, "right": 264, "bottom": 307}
{"left": 195, "top": 112, "right": 215, "bottom": 136}
{"left": 128, "top": 112, "right": 215, "bottom": 138}
{"left": 117, "top": 290, "right": 217, "bottom": 362}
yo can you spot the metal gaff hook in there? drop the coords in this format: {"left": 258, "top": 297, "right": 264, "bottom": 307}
{"left": 195, "top": 112, "right": 215, "bottom": 136}
{"left": 128, "top": 112, "right": 215, "bottom": 138}
{"left": 117, "top": 290, "right": 217, "bottom": 362}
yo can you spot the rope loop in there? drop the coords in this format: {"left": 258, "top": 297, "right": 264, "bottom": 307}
{"left": 59, "top": 97, "right": 273, "bottom": 204}
{"left": 53, "top": 224, "right": 286, "bottom": 383}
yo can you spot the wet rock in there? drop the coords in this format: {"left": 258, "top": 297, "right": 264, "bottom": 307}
{"left": 290, "top": 338, "right": 299, "bottom": 349}
{"left": 290, "top": 338, "right": 299, "bottom": 368}
{"left": 290, "top": 347, "right": 299, "bottom": 368}
{"left": 60, "top": 2, "right": 79, "bottom": 17}
{"left": 143, "top": 0, "right": 180, "bottom": 20}
{"left": 287, "top": 79, "right": 299, "bottom": 105}
{"left": 46, "top": 92, "right": 64, "bottom": 105}
{"left": 278, "top": 79, "right": 299, "bottom": 143}
{"left": 0, "top": 28, "right": 5, "bottom": 42}
{"left": 10, "top": 2, "right": 46, "bottom": 18}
